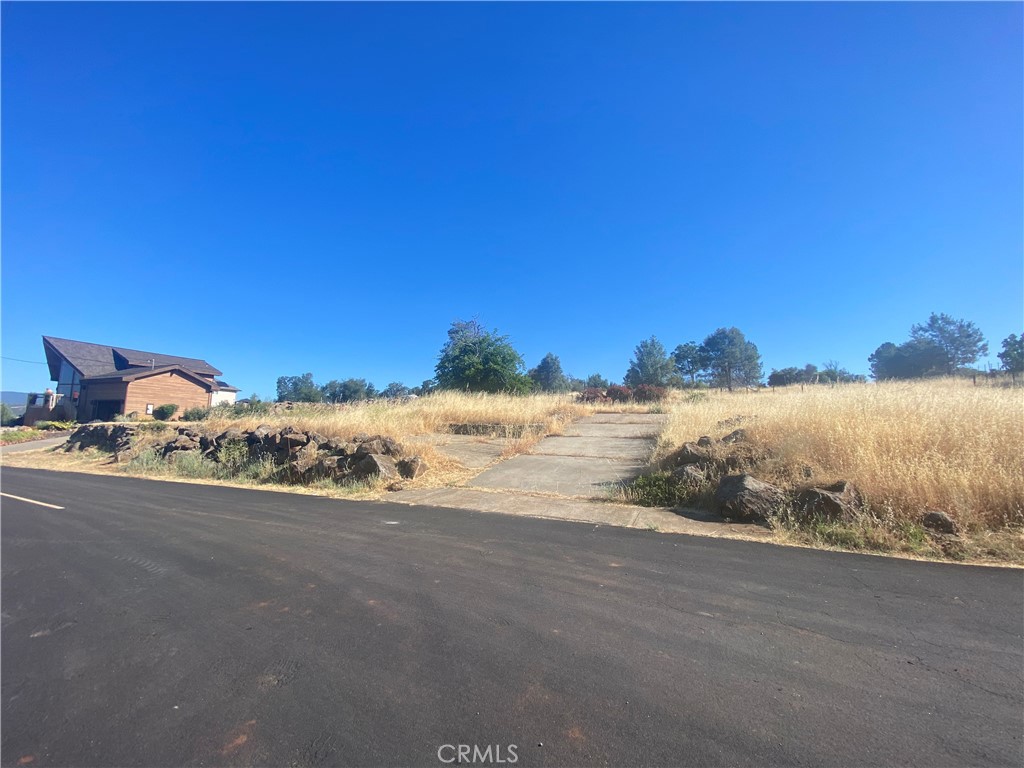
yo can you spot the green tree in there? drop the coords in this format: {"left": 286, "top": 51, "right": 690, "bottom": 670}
{"left": 276, "top": 373, "right": 322, "bottom": 403}
{"left": 585, "top": 373, "right": 609, "bottom": 389}
{"left": 698, "top": 328, "right": 762, "bottom": 389}
{"left": 435, "top": 320, "right": 531, "bottom": 394}
{"left": 672, "top": 342, "right": 705, "bottom": 385}
{"left": 767, "top": 367, "right": 802, "bottom": 387}
{"left": 910, "top": 313, "right": 988, "bottom": 375}
{"left": 0, "top": 403, "right": 16, "bottom": 426}
{"left": 868, "top": 339, "right": 948, "bottom": 379}
{"left": 998, "top": 333, "right": 1024, "bottom": 373}
{"left": 528, "top": 353, "right": 569, "bottom": 392}
{"left": 383, "top": 382, "right": 411, "bottom": 399}
{"left": 624, "top": 336, "right": 674, "bottom": 387}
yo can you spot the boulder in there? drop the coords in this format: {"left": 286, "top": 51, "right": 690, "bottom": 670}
{"left": 696, "top": 436, "right": 715, "bottom": 448}
{"left": 307, "top": 432, "right": 327, "bottom": 446}
{"left": 162, "top": 435, "right": 200, "bottom": 457}
{"left": 672, "top": 464, "right": 706, "bottom": 485}
{"left": 922, "top": 510, "right": 958, "bottom": 535}
{"left": 721, "top": 428, "right": 747, "bottom": 445}
{"left": 351, "top": 453, "right": 398, "bottom": 481}
{"left": 795, "top": 481, "right": 861, "bottom": 522}
{"left": 397, "top": 456, "right": 428, "bottom": 480}
{"left": 713, "top": 474, "right": 785, "bottom": 524}
{"left": 280, "top": 432, "right": 309, "bottom": 449}
{"left": 355, "top": 439, "right": 386, "bottom": 457}
{"left": 672, "top": 442, "right": 712, "bottom": 466}
{"left": 218, "top": 428, "right": 246, "bottom": 444}
{"left": 291, "top": 442, "right": 320, "bottom": 474}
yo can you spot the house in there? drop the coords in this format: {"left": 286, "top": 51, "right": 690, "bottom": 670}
{"left": 37, "top": 336, "right": 239, "bottom": 422}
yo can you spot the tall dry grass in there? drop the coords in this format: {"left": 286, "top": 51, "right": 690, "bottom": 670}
{"left": 657, "top": 379, "right": 1024, "bottom": 530}
{"left": 201, "top": 391, "right": 595, "bottom": 443}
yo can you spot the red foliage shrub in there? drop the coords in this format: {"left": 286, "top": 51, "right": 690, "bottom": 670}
{"left": 606, "top": 385, "right": 633, "bottom": 402}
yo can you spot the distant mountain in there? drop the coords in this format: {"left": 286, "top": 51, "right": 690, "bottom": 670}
{"left": 1, "top": 391, "right": 31, "bottom": 415}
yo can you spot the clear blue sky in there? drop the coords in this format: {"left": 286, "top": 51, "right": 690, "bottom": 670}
{"left": 3, "top": 2, "right": 1021, "bottom": 396}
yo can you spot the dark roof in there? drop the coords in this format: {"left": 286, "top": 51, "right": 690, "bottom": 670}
{"left": 43, "top": 336, "right": 222, "bottom": 380}
{"left": 214, "top": 380, "right": 241, "bottom": 392}
{"left": 82, "top": 365, "right": 217, "bottom": 390}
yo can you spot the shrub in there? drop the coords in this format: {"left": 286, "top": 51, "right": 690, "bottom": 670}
{"left": 33, "top": 420, "right": 78, "bottom": 431}
{"left": 578, "top": 387, "right": 609, "bottom": 404}
{"left": 633, "top": 384, "right": 668, "bottom": 403}
{"left": 606, "top": 385, "right": 633, "bottom": 402}
{"left": 152, "top": 404, "right": 178, "bottom": 421}
{"left": 182, "top": 406, "right": 211, "bottom": 421}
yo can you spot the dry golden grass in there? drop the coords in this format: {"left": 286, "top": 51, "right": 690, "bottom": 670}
{"left": 202, "top": 391, "right": 595, "bottom": 440}
{"left": 658, "top": 378, "right": 1024, "bottom": 531}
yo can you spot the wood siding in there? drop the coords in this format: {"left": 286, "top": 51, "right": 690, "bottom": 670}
{"left": 123, "top": 372, "right": 212, "bottom": 418}
{"left": 79, "top": 381, "right": 128, "bottom": 420}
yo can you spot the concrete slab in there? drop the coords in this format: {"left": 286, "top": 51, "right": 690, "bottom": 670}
{"left": 468, "top": 454, "right": 646, "bottom": 497}
{"left": 562, "top": 422, "right": 664, "bottom": 438}
{"left": 387, "top": 488, "right": 771, "bottom": 539}
{"left": 406, "top": 434, "right": 507, "bottom": 469}
{"left": 586, "top": 413, "right": 669, "bottom": 425}
{"left": 532, "top": 435, "right": 654, "bottom": 460}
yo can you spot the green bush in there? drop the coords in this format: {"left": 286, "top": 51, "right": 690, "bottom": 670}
{"left": 0, "top": 403, "right": 18, "bottom": 427}
{"left": 34, "top": 420, "right": 78, "bottom": 431}
{"left": 152, "top": 404, "right": 178, "bottom": 421}
{"left": 181, "top": 406, "right": 211, "bottom": 421}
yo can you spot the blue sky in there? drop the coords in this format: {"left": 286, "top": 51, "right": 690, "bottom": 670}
{"left": 3, "top": 2, "right": 1021, "bottom": 397}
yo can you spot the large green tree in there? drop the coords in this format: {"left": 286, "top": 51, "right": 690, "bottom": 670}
{"left": 624, "top": 336, "right": 674, "bottom": 387}
{"left": 868, "top": 339, "right": 947, "bottom": 379}
{"left": 698, "top": 328, "right": 762, "bottom": 389}
{"left": 910, "top": 313, "right": 988, "bottom": 375}
{"left": 434, "top": 320, "right": 531, "bottom": 394}
{"left": 276, "top": 373, "right": 322, "bottom": 403}
{"left": 672, "top": 342, "right": 705, "bottom": 385}
{"left": 998, "top": 333, "right": 1024, "bottom": 373}
{"left": 528, "top": 353, "right": 569, "bottom": 392}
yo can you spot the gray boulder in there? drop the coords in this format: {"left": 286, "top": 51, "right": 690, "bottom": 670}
{"left": 352, "top": 453, "right": 399, "bottom": 481}
{"left": 795, "top": 481, "right": 861, "bottom": 522}
{"left": 397, "top": 456, "right": 428, "bottom": 480}
{"left": 922, "top": 510, "right": 958, "bottom": 534}
{"left": 713, "top": 474, "right": 785, "bottom": 524}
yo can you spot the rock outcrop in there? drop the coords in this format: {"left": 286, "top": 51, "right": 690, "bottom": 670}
{"left": 712, "top": 473, "right": 786, "bottom": 524}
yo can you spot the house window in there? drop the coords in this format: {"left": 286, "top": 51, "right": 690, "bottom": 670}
{"left": 146, "top": 403, "right": 154, "bottom": 415}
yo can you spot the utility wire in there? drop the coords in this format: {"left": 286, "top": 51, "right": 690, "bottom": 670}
{"left": 1, "top": 357, "right": 48, "bottom": 365}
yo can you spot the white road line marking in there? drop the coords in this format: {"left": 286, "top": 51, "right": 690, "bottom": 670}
{"left": 0, "top": 492, "right": 65, "bottom": 510}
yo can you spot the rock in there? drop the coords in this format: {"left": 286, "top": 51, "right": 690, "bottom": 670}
{"left": 713, "top": 474, "right": 786, "bottom": 524}
{"left": 249, "top": 424, "right": 275, "bottom": 443}
{"left": 922, "top": 510, "right": 958, "bottom": 535}
{"left": 291, "top": 442, "right": 319, "bottom": 474}
{"left": 672, "top": 464, "right": 706, "bottom": 485}
{"left": 199, "top": 434, "right": 218, "bottom": 452}
{"left": 387, "top": 481, "right": 405, "bottom": 492}
{"left": 721, "top": 428, "right": 747, "bottom": 444}
{"left": 795, "top": 481, "right": 861, "bottom": 522}
{"left": 380, "top": 437, "right": 403, "bottom": 457}
{"left": 672, "top": 442, "right": 712, "bottom": 465}
{"left": 397, "top": 456, "right": 428, "bottom": 480}
{"left": 351, "top": 453, "right": 398, "bottom": 481}
{"left": 218, "top": 428, "right": 246, "bottom": 444}
{"left": 280, "top": 432, "right": 309, "bottom": 449}
{"left": 162, "top": 435, "right": 199, "bottom": 457}
{"left": 697, "top": 436, "right": 715, "bottom": 448}
{"left": 355, "top": 439, "right": 386, "bottom": 457}
{"left": 307, "top": 432, "right": 327, "bottom": 446}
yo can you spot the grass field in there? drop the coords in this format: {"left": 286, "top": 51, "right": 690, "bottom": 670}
{"left": 656, "top": 378, "right": 1023, "bottom": 533}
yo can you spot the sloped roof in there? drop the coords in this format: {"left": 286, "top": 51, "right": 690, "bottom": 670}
{"left": 42, "top": 336, "right": 223, "bottom": 380}
{"left": 82, "top": 364, "right": 217, "bottom": 390}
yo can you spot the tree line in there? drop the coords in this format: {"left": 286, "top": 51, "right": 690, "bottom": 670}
{"left": 274, "top": 314, "right": 1024, "bottom": 401}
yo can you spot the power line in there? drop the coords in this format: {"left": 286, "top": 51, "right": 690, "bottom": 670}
{"left": 1, "top": 356, "right": 48, "bottom": 365}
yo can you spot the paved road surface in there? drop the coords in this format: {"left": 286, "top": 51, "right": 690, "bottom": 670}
{"left": 1, "top": 467, "right": 1021, "bottom": 767}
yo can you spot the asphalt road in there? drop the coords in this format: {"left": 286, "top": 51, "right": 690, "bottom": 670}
{"left": 1, "top": 467, "right": 1021, "bottom": 767}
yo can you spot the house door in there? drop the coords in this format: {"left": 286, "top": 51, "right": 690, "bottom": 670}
{"left": 93, "top": 400, "right": 123, "bottom": 421}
